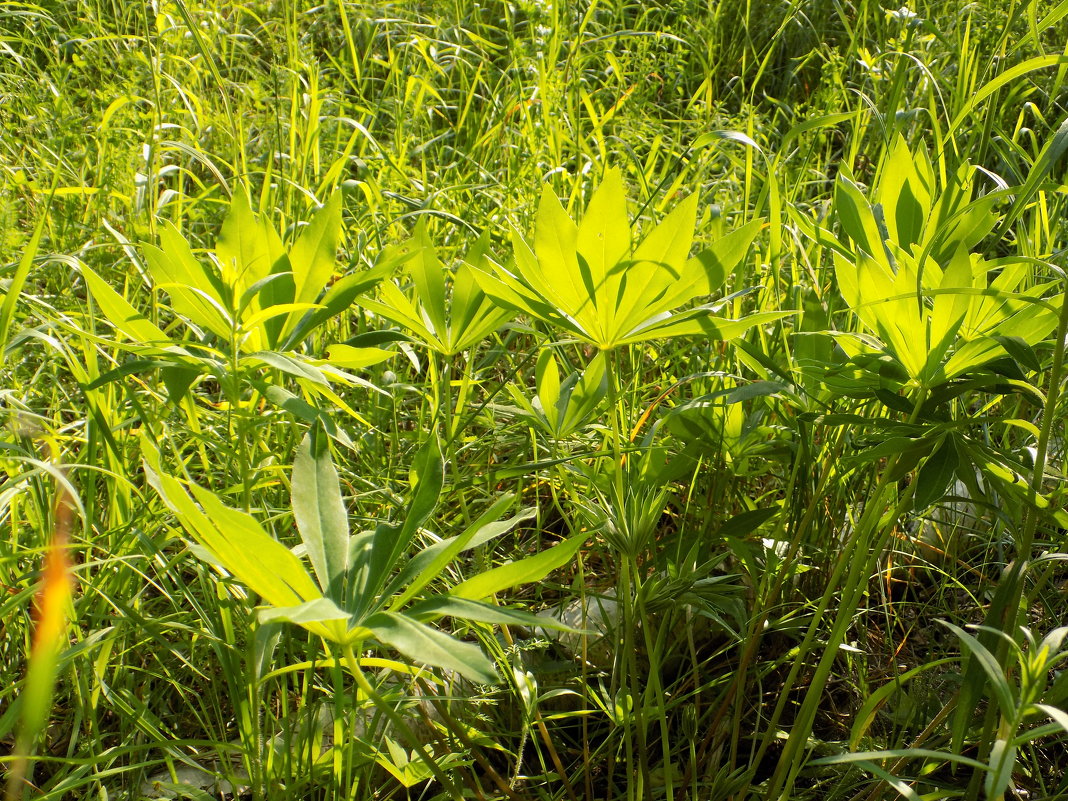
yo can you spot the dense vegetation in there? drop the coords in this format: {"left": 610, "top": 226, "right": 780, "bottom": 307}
{"left": 2, "top": 1, "right": 1068, "bottom": 799}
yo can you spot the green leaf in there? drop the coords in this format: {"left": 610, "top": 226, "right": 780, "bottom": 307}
{"left": 984, "top": 738, "right": 1016, "bottom": 801}
{"left": 533, "top": 184, "right": 586, "bottom": 321}
{"left": 835, "top": 172, "right": 889, "bottom": 266}
{"left": 536, "top": 349, "right": 562, "bottom": 432}
{"left": 849, "top": 659, "right": 955, "bottom": 749}
{"left": 406, "top": 596, "right": 577, "bottom": 630}
{"left": 324, "top": 344, "right": 396, "bottom": 369}
{"left": 290, "top": 192, "right": 342, "bottom": 308}
{"left": 281, "top": 263, "right": 390, "bottom": 349}
{"left": 217, "top": 191, "right": 277, "bottom": 298}
{"left": 408, "top": 219, "right": 449, "bottom": 339}
{"left": 244, "top": 351, "right": 329, "bottom": 386}
{"left": 353, "top": 437, "right": 444, "bottom": 616}
{"left": 145, "top": 223, "right": 230, "bottom": 338}
{"left": 80, "top": 264, "right": 174, "bottom": 348}
{"left": 913, "top": 437, "right": 959, "bottom": 511}
{"left": 673, "top": 218, "right": 762, "bottom": 304}
{"left": 451, "top": 532, "right": 586, "bottom": 601}
{"left": 366, "top": 611, "right": 497, "bottom": 684}
{"left": 939, "top": 620, "right": 1017, "bottom": 721}
{"left": 876, "top": 135, "right": 932, "bottom": 251}
{"left": 386, "top": 499, "right": 536, "bottom": 608}
{"left": 258, "top": 597, "right": 351, "bottom": 630}
{"left": 292, "top": 425, "right": 350, "bottom": 597}
{"left": 577, "top": 167, "right": 631, "bottom": 337}
{"left": 0, "top": 187, "right": 49, "bottom": 366}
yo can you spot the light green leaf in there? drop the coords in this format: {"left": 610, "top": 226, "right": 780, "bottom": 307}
{"left": 406, "top": 596, "right": 579, "bottom": 631}
{"left": 290, "top": 192, "right": 342, "bottom": 308}
{"left": 452, "top": 532, "right": 586, "bottom": 601}
{"left": 366, "top": 611, "right": 497, "bottom": 684}
{"left": 292, "top": 425, "right": 350, "bottom": 597}
{"left": 324, "top": 344, "right": 396, "bottom": 369}
{"left": 80, "top": 264, "right": 173, "bottom": 348}
{"left": 533, "top": 185, "right": 587, "bottom": 320}
{"left": 408, "top": 219, "right": 448, "bottom": 338}
{"left": 144, "top": 225, "right": 231, "bottom": 339}
{"left": 258, "top": 597, "right": 351, "bottom": 628}
{"left": 386, "top": 499, "right": 536, "bottom": 609}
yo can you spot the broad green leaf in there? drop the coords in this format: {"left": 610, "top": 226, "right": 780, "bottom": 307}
{"left": 80, "top": 265, "right": 173, "bottom": 348}
{"left": 577, "top": 168, "right": 631, "bottom": 338}
{"left": 189, "top": 483, "right": 324, "bottom": 604}
{"left": 324, "top": 344, "right": 396, "bottom": 369}
{"left": 536, "top": 349, "right": 561, "bottom": 431}
{"left": 667, "top": 218, "right": 762, "bottom": 307}
{"left": 624, "top": 191, "right": 699, "bottom": 312}
{"left": 622, "top": 310, "right": 790, "bottom": 346}
{"left": 849, "top": 659, "right": 956, "bottom": 749}
{"left": 292, "top": 425, "right": 350, "bottom": 597}
{"left": 985, "top": 738, "right": 1017, "bottom": 801}
{"left": 290, "top": 192, "right": 342, "bottom": 307}
{"left": 1033, "top": 703, "right": 1068, "bottom": 737}
{"left": 913, "top": 437, "right": 959, "bottom": 512}
{"left": 243, "top": 351, "right": 329, "bottom": 386}
{"left": 406, "top": 596, "right": 579, "bottom": 630}
{"left": 146, "top": 222, "right": 230, "bottom": 338}
{"left": 533, "top": 184, "right": 586, "bottom": 319}
{"left": 258, "top": 597, "right": 351, "bottom": 629}
{"left": 408, "top": 219, "right": 448, "bottom": 338}
{"left": 876, "top": 135, "right": 932, "bottom": 251}
{"left": 451, "top": 532, "right": 586, "bottom": 601}
{"left": 835, "top": 173, "right": 889, "bottom": 266}
{"left": 808, "top": 748, "right": 988, "bottom": 771}
{"left": 217, "top": 192, "right": 278, "bottom": 299}
{"left": 366, "top": 611, "right": 497, "bottom": 684}
{"left": 143, "top": 456, "right": 320, "bottom": 611}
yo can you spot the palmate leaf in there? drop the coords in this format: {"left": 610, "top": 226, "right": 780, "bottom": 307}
{"left": 471, "top": 168, "right": 770, "bottom": 350}
{"left": 361, "top": 226, "right": 513, "bottom": 356}
{"left": 144, "top": 427, "right": 582, "bottom": 685}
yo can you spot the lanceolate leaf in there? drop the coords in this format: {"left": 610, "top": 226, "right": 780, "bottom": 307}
{"left": 80, "top": 265, "right": 174, "bottom": 348}
{"left": 292, "top": 425, "right": 350, "bottom": 597}
{"left": 290, "top": 192, "right": 342, "bottom": 308}
{"left": 405, "top": 596, "right": 578, "bottom": 631}
{"left": 386, "top": 498, "right": 536, "bottom": 609}
{"left": 366, "top": 611, "right": 497, "bottom": 684}
{"left": 145, "top": 224, "right": 230, "bottom": 339}
{"left": 452, "top": 532, "right": 587, "bottom": 601}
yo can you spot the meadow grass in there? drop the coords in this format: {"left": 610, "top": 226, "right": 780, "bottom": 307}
{"left": 1, "top": 1, "right": 1067, "bottom": 799}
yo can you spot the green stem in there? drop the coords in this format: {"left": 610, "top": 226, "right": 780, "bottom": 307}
{"left": 764, "top": 389, "right": 927, "bottom": 800}
{"left": 341, "top": 642, "right": 463, "bottom": 801}
{"left": 1021, "top": 281, "right": 1068, "bottom": 606}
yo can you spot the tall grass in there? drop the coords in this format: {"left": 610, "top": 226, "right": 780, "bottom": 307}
{"left": 1, "top": 1, "right": 1067, "bottom": 800}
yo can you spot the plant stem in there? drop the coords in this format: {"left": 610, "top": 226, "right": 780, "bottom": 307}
{"left": 341, "top": 642, "right": 464, "bottom": 801}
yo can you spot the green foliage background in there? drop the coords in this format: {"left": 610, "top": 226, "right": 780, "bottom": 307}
{"left": 1, "top": 1, "right": 1067, "bottom": 800}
